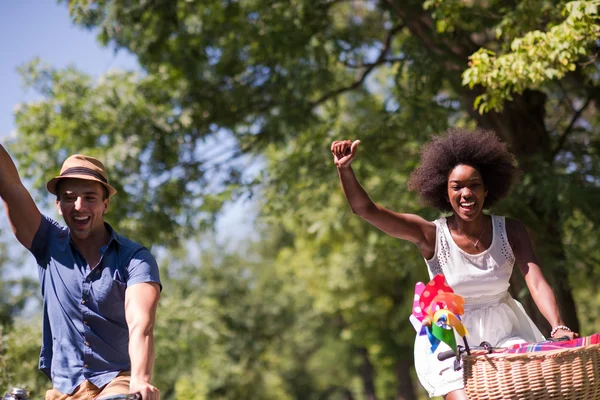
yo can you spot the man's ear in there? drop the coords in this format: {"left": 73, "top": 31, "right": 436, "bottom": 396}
{"left": 103, "top": 198, "right": 110, "bottom": 215}
{"left": 56, "top": 200, "right": 63, "bottom": 216}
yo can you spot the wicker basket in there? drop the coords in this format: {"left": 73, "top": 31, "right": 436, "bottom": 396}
{"left": 462, "top": 343, "right": 600, "bottom": 399}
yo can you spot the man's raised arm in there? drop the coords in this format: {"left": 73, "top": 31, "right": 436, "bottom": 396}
{"left": 0, "top": 144, "right": 42, "bottom": 249}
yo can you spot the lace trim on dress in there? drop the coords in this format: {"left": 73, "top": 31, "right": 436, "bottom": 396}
{"left": 496, "top": 216, "right": 516, "bottom": 265}
{"left": 426, "top": 215, "right": 516, "bottom": 277}
{"left": 426, "top": 219, "right": 447, "bottom": 277}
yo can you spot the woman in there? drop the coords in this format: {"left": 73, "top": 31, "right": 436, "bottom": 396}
{"left": 330, "top": 128, "right": 578, "bottom": 399}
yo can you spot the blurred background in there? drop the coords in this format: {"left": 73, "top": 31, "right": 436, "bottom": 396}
{"left": 0, "top": 1, "right": 599, "bottom": 399}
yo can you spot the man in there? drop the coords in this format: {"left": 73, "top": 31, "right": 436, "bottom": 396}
{"left": 0, "top": 145, "right": 161, "bottom": 400}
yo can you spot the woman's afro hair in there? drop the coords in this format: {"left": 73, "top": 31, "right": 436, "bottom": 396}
{"left": 407, "top": 128, "right": 519, "bottom": 212}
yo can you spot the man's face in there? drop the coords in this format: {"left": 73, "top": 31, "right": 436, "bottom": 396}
{"left": 56, "top": 178, "right": 109, "bottom": 241}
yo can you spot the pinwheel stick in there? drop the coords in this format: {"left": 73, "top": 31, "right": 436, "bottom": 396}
{"left": 462, "top": 336, "right": 471, "bottom": 355}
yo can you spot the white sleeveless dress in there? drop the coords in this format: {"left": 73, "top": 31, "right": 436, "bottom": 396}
{"left": 414, "top": 215, "right": 545, "bottom": 397}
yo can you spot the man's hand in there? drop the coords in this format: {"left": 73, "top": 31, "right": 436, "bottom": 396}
{"left": 130, "top": 381, "right": 160, "bottom": 400}
{"left": 331, "top": 140, "right": 360, "bottom": 168}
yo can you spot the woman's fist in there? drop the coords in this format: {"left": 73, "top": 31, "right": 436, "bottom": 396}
{"left": 331, "top": 140, "right": 360, "bottom": 168}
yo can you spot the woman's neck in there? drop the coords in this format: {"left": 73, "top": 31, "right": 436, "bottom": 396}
{"left": 450, "top": 213, "right": 488, "bottom": 237}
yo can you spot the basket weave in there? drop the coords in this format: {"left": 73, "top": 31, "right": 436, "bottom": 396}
{"left": 463, "top": 343, "right": 600, "bottom": 399}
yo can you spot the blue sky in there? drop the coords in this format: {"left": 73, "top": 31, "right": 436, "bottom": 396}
{"left": 0, "top": 1, "right": 138, "bottom": 138}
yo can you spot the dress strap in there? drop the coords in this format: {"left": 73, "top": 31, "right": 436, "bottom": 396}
{"left": 492, "top": 215, "right": 516, "bottom": 265}
{"left": 424, "top": 218, "right": 449, "bottom": 278}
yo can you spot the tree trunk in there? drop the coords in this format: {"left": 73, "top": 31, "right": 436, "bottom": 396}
{"left": 357, "top": 347, "right": 377, "bottom": 400}
{"left": 527, "top": 207, "right": 580, "bottom": 334}
{"left": 464, "top": 89, "right": 580, "bottom": 335}
{"left": 395, "top": 358, "right": 417, "bottom": 400}
{"left": 342, "top": 389, "right": 355, "bottom": 400}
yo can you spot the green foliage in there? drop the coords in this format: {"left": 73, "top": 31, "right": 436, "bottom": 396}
{"left": 258, "top": 83, "right": 455, "bottom": 398}
{"left": 425, "top": 0, "right": 568, "bottom": 38}
{"left": 462, "top": 1, "right": 600, "bottom": 112}
{"left": 0, "top": 238, "right": 38, "bottom": 328}
{"left": 3, "top": 0, "right": 600, "bottom": 398}
{"left": 0, "top": 318, "right": 48, "bottom": 399}
{"left": 574, "top": 288, "right": 600, "bottom": 336}
{"left": 62, "top": 0, "right": 360, "bottom": 138}
{"left": 152, "top": 233, "right": 364, "bottom": 400}
{"left": 12, "top": 59, "right": 255, "bottom": 246}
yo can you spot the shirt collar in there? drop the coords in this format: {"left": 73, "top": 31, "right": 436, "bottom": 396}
{"left": 58, "top": 222, "right": 122, "bottom": 251}
{"left": 104, "top": 222, "right": 123, "bottom": 246}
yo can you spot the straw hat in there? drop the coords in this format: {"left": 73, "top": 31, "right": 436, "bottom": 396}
{"left": 46, "top": 154, "right": 117, "bottom": 197}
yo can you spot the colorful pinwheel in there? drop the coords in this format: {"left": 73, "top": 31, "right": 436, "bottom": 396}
{"left": 410, "top": 274, "right": 468, "bottom": 353}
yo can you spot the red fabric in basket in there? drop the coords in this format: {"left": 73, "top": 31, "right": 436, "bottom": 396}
{"left": 504, "top": 333, "right": 600, "bottom": 353}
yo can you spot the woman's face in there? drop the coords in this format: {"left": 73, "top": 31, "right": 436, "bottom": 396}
{"left": 447, "top": 164, "right": 487, "bottom": 221}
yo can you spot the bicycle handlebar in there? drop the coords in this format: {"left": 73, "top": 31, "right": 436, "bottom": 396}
{"left": 437, "top": 349, "right": 456, "bottom": 361}
{"left": 437, "top": 342, "right": 496, "bottom": 361}
{"left": 436, "top": 336, "right": 572, "bottom": 362}
{"left": 2, "top": 388, "right": 29, "bottom": 400}
{"left": 97, "top": 393, "right": 142, "bottom": 400}
{"left": 2, "top": 387, "right": 143, "bottom": 400}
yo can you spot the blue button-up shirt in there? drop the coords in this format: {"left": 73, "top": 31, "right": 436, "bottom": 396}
{"left": 29, "top": 216, "right": 161, "bottom": 395}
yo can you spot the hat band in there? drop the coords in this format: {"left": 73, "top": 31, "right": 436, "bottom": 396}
{"left": 60, "top": 167, "right": 108, "bottom": 184}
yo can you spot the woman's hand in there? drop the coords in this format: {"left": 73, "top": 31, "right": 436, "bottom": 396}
{"left": 552, "top": 328, "right": 579, "bottom": 340}
{"left": 331, "top": 140, "right": 360, "bottom": 168}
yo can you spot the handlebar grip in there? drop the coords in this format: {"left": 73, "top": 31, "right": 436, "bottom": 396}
{"left": 96, "top": 394, "right": 142, "bottom": 400}
{"left": 437, "top": 349, "right": 456, "bottom": 361}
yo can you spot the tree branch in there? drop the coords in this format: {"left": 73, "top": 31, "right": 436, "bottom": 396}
{"left": 556, "top": 80, "right": 576, "bottom": 112}
{"left": 549, "top": 82, "right": 578, "bottom": 134}
{"left": 322, "top": 0, "right": 354, "bottom": 9}
{"left": 381, "top": 0, "right": 478, "bottom": 71}
{"left": 342, "top": 57, "right": 405, "bottom": 69}
{"left": 552, "top": 97, "right": 592, "bottom": 160}
{"left": 580, "top": 50, "right": 599, "bottom": 67}
{"left": 310, "top": 26, "right": 402, "bottom": 107}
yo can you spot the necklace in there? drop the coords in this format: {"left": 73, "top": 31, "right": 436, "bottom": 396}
{"left": 455, "top": 222, "right": 486, "bottom": 249}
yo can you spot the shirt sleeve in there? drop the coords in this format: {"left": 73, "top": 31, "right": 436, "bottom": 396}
{"left": 29, "top": 215, "right": 60, "bottom": 267}
{"left": 126, "top": 248, "right": 162, "bottom": 291}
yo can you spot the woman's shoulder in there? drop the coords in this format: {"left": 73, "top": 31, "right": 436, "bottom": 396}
{"left": 500, "top": 216, "right": 528, "bottom": 232}
{"left": 429, "top": 215, "right": 450, "bottom": 226}
{"left": 498, "top": 216, "right": 531, "bottom": 249}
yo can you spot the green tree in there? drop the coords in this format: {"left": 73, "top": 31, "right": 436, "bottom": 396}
{"left": 0, "top": 240, "right": 37, "bottom": 328}
{"left": 153, "top": 231, "right": 366, "bottom": 400}
{"left": 7, "top": 0, "right": 600, "bottom": 397}
{"left": 0, "top": 247, "right": 42, "bottom": 397}
{"left": 1, "top": 230, "right": 367, "bottom": 400}
{"left": 0, "top": 317, "right": 48, "bottom": 398}
{"left": 45, "top": 0, "right": 600, "bottom": 332}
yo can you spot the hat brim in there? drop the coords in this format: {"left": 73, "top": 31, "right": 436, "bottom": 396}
{"left": 46, "top": 175, "right": 117, "bottom": 197}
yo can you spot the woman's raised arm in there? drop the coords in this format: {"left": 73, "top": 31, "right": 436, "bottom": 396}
{"left": 331, "top": 140, "right": 436, "bottom": 257}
